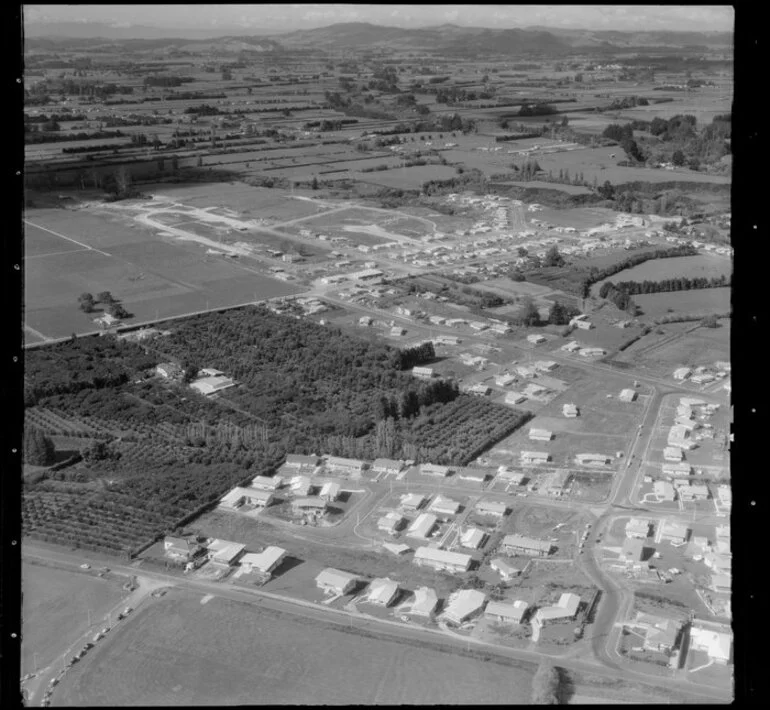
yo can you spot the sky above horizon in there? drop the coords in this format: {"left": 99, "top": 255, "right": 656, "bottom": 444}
{"left": 24, "top": 4, "right": 734, "bottom": 33}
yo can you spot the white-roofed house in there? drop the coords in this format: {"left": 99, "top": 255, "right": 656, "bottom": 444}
{"left": 315, "top": 568, "right": 359, "bottom": 596}
{"left": 207, "top": 540, "right": 246, "bottom": 567}
{"left": 377, "top": 512, "right": 405, "bottom": 535}
{"left": 290, "top": 475, "right": 313, "bottom": 497}
{"left": 625, "top": 518, "right": 652, "bottom": 539}
{"left": 366, "top": 578, "right": 400, "bottom": 607}
{"left": 407, "top": 513, "right": 438, "bottom": 540}
{"left": 413, "top": 546, "right": 472, "bottom": 573}
{"left": 679, "top": 484, "right": 710, "bottom": 502}
{"left": 442, "top": 589, "right": 487, "bottom": 625}
{"left": 485, "top": 600, "right": 529, "bottom": 625}
{"left": 529, "top": 428, "right": 553, "bottom": 442}
{"left": 240, "top": 546, "right": 287, "bottom": 582}
{"left": 663, "top": 446, "right": 684, "bottom": 462}
{"left": 220, "top": 487, "right": 274, "bottom": 510}
{"left": 662, "top": 462, "right": 692, "bottom": 477}
{"left": 412, "top": 366, "right": 434, "bottom": 380}
{"left": 562, "top": 403, "right": 579, "bottom": 418}
{"left": 496, "top": 466, "right": 526, "bottom": 485}
{"left": 292, "top": 497, "right": 329, "bottom": 514}
{"left": 689, "top": 622, "right": 732, "bottom": 664}
{"left": 505, "top": 392, "right": 527, "bottom": 405}
{"left": 490, "top": 558, "right": 522, "bottom": 580}
{"left": 420, "top": 463, "right": 452, "bottom": 477}
{"left": 428, "top": 495, "right": 462, "bottom": 517}
{"left": 371, "top": 458, "right": 404, "bottom": 475}
{"left": 284, "top": 454, "right": 320, "bottom": 470}
{"left": 319, "top": 481, "right": 341, "bottom": 502}
{"left": 409, "top": 586, "right": 438, "bottom": 617}
{"left": 456, "top": 467, "right": 490, "bottom": 486}
{"left": 460, "top": 527, "right": 486, "bottom": 550}
{"left": 400, "top": 493, "right": 427, "bottom": 510}
{"left": 532, "top": 593, "right": 581, "bottom": 631}
{"left": 325, "top": 456, "right": 366, "bottom": 476}
{"left": 476, "top": 500, "right": 508, "bottom": 517}
{"left": 619, "top": 388, "right": 637, "bottom": 402}
{"left": 190, "top": 373, "right": 236, "bottom": 396}
{"left": 659, "top": 521, "right": 690, "bottom": 544}
{"left": 250, "top": 475, "right": 282, "bottom": 492}
{"left": 653, "top": 480, "right": 677, "bottom": 502}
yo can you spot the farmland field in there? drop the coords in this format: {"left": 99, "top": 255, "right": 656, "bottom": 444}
{"left": 53, "top": 590, "right": 535, "bottom": 706}
{"left": 633, "top": 287, "right": 731, "bottom": 318}
{"left": 502, "top": 180, "right": 592, "bottom": 195}
{"left": 354, "top": 164, "right": 460, "bottom": 189}
{"left": 598, "top": 255, "right": 732, "bottom": 284}
{"left": 23, "top": 207, "right": 305, "bottom": 340}
{"left": 21, "top": 561, "right": 128, "bottom": 675}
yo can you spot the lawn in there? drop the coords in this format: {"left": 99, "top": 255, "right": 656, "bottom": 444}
{"left": 53, "top": 590, "right": 535, "bottom": 705}
{"left": 354, "top": 164, "right": 460, "bottom": 189}
{"left": 21, "top": 561, "right": 128, "bottom": 674}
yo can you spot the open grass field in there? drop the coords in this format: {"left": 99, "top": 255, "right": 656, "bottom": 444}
{"left": 354, "top": 164, "right": 460, "bottom": 189}
{"left": 533, "top": 147, "right": 730, "bottom": 186}
{"left": 53, "top": 590, "right": 535, "bottom": 706}
{"left": 503, "top": 180, "right": 592, "bottom": 195}
{"left": 21, "top": 561, "right": 128, "bottom": 675}
{"left": 599, "top": 254, "right": 732, "bottom": 284}
{"left": 633, "top": 288, "right": 731, "bottom": 319}
{"left": 23, "top": 206, "right": 305, "bottom": 340}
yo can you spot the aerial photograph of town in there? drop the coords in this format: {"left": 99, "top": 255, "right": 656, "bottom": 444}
{"left": 18, "top": 3, "right": 737, "bottom": 705}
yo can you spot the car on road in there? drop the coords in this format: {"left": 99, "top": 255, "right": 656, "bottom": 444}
{"left": 79, "top": 564, "right": 90, "bottom": 569}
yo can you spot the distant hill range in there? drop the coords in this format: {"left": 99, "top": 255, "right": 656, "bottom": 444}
{"left": 23, "top": 20, "right": 733, "bottom": 55}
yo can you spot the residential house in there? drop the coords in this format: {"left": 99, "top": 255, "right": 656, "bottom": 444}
{"left": 654, "top": 480, "right": 677, "bottom": 502}
{"left": 689, "top": 622, "right": 732, "bottom": 664}
{"left": 285, "top": 454, "right": 320, "bottom": 470}
{"left": 501, "top": 534, "right": 552, "bottom": 557}
{"left": 326, "top": 456, "right": 366, "bottom": 476}
{"left": 456, "top": 467, "right": 489, "bottom": 486}
{"left": 529, "top": 428, "right": 553, "bottom": 442}
{"left": 532, "top": 593, "right": 581, "bottom": 629}
{"left": 496, "top": 466, "right": 526, "bottom": 485}
{"left": 409, "top": 586, "right": 438, "bottom": 617}
{"left": 659, "top": 521, "right": 690, "bottom": 544}
{"left": 679, "top": 484, "right": 710, "bottom": 502}
{"left": 413, "top": 546, "right": 472, "bottom": 573}
{"left": 292, "top": 497, "right": 329, "bottom": 514}
{"left": 442, "top": 589, "right": 487, "bottom": 625}
{"left": 401, "top": 493, "right": 427, "bottom": 510}
{"left": 420, "top": 463, "right": 451, "bottom": 478}
{"left": 240, "top": 546, "right": 286, "bottom": 580}
{"left": 189, "top": 372, "right": 236, "bottom": 396}
{"left": 383, "top": 542, "right": 411, "bottom": 556}
{"left": 163, "top": 536, "right": 204, "bottom": 562}
{"left": 490, "top": 558, "right": 522, "bottom": 581}
{"left": 319, "top": 481, "right": 341, "bottom": 502}
{"left": 219, "top": 487, "right": 274, "bottom": 510}
{"left": 207, "top": 540, "right": 246, "bottom": 567}
{"left": 390, "top": 326, "right": 407, "bottom": 337}
{"left": 315, "top": 568, "right": 359, "bottom": 596}
{"left": 290, "top": 475, "right": 313, "bottom": 497}
{"left": 520, "top": 451, "right": 550, "bottom": 465}
{"left": 635, "top": 613, "right": 681, "bottom": 654}
{"left": 562, "top": 403, "right": 579, "bottom": 418}
{"left": 621, "top": 537, "right": 651, "bottom": 565}
{"left": 673, "top": 367, "right": 692, "bottom": 381}
{"left": 377, "top": 512, "right": 405, "bottom": 535}
{"left": 466, "top": 383, "right": 492, "bottom": 396}
{"left": 371, "top": 458, "right": 404, "bottom": 475}
{"left": 475, "top": 500, "right": 508, "bottom": 517}
{"left": 366, "top": 578, "right": 399, "bottom": 607}
{"left": 460, "top": 527, "right": 486, "bottom": 550}
{"left": 619, "top": 389, "right": 637, "bottom": 403}
{"left": 663, "top": 447, "right": 684, "bottom": 462}
{"left": 526, "top": 334, "right": 546, "bottom": 344}
{"left": 495, "top": 373, "right": 517, "bottom": 387}
{"left": 533, "top": 360, "right": 558, "bottom": 372}
{"left": 505, "top": 392, "right": 527, "bottom": 405}
{"left": 561, "top": 341, "right": 581, "bottom": 353}
{"left": 407, "top": 513, "right": 438, "bottom": 540}
{"left": 662, "top": 462, "right": 692, "bottom": 477}
{"left": 625, "top": 518, "right": 652, "bottom": 539}
{"left": 574, "top": 319, "right": 594, "bottom": 330}
{"left": 156, "top": 362, "right": 183, "bottom": 380}
{"left": 485, "top": 600, "right": 528, "bottom": 625}
{"left": 250, "top": 475, "right": 282, "bottom": 492}
{"left": 579, "top": 347, "right": 606, "bottom": 357}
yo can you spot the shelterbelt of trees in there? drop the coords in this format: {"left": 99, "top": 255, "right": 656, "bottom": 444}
{"left": 23, "top": 307, "right": 530, "bottom": 556}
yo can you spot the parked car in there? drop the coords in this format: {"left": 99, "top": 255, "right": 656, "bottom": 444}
{"left": 80, "top": 564, "right": 90, "bottom": 570}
